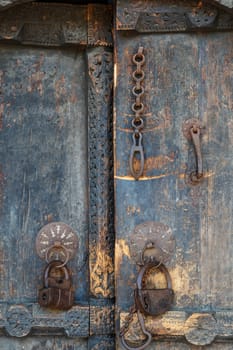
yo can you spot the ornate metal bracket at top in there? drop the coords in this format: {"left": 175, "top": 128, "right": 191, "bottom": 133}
{"left": 116, "top": 2, "right": 233, "bottom": 32}
{"left": 0, "top": 3, "right": 113, "bottom": 47}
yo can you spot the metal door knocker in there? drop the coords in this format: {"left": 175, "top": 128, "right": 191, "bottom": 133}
{"left": 182, "top": 118, "right": 205, "bottom": 185}
{"left": 120, "top": 251, "right": 174, "bottom": 350}
{"left": 36, "top": 222, "right": 78, "bottom": 310}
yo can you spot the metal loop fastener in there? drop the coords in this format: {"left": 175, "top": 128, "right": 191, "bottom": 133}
{"left": 132, "top": 118, "right": 144, "bottom": 130}
{"left": 138, "top": 240, "right": 163, "bottom": 267}
{"left": 129, "top": 132, "right": 144, "bottom": 180}
{"left": 132, "top": 85, "right": 145, "bottom": 98}
{"left": 45, "top": 244, "right": 70, "bottom": 268}
{"left": 132, "top": 102, "right": 144, "bottom": 114}
{"left": 132, "top": 70, "right": 145, "bottom": 82}
{"left": 132, "top": 50, "right": 145, "bottom": 66}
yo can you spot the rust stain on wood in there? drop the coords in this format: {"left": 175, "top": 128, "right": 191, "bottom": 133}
{"left": 115, "top": 239, "right": 130, "bottom": 275}
{"left": 27, "top": 54, "right": 45, "bottom": 96}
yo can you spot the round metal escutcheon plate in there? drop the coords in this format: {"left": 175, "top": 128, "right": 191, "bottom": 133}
{"left": 129, "top": 221, "right": 175, "bottom": 265}
{"left": 36, "top": 222, "right": 78, "bottom": 263}
{"left": 182, "top": 118, "right": 204, "bottom": 140}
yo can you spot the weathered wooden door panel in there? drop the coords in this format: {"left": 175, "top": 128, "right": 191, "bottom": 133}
{"left": 0, "top": 2, "right": 114, "bottom": 349}
{"left": 0, "top": 44, "right": 88, "bottom": 303}
{"left": 115, "top": 1, "right": 233, "bottom": 348}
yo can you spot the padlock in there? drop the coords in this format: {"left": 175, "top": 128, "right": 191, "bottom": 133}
{"left": 134, "top": 261, "right": 174, "bottom": 316}
{"left": 38, "top": 260, "right": 74, "bottom": 310}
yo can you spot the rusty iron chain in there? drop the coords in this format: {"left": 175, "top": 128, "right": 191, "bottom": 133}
{"left": 120, "top": 303, "right": 136, "bottom": 337}
{"left": 120, "top": 305, "right": 152, "bottom": 350}
{"left": 129, "top": 47, "right": 145, "bottom": 180}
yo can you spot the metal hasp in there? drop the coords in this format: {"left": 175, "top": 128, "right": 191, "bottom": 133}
{"left": 183, "top": 119, "right": 204, "bottom": 185}
{"left": 129, "top": 47, "right": 145, "bottom": 180}
{"left": 36, "top": 222, "right": 78, "bottom": 310}
{"left": 120, "top": 249, "right": 174, "bottom": 350}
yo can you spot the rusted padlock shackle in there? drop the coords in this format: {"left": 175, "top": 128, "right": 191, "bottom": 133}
{"left": 136, "top": 261, "right": 172, "bottom": 290}
{"left": 45, "top": 244, "right": 71, "bottom": 268}
{"left": 135, "top": 261, "right": 174, "bottom": 317}
{"left": 44, "top": 260, "right": 70, "bottom": 289}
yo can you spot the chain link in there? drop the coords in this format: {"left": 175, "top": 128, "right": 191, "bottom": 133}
{"left": 120, "top": 305, "right": 153, "bottom": 350}
{"left": 129, "top": 47, "right": 145, "bottom": 180}
{"left": 119, "top": 303, "right": 136, "bottom": 337}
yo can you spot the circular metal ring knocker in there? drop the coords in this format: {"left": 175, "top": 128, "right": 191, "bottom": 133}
{"left": 45, "top": 244, "right": 71, "bottom": 268}
{"left": 138, "top": 240, "right": 164, "bottom": 266}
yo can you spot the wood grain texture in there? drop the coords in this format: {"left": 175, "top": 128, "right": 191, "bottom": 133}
{"left": 0, "top": 337, "right": 87, "bottom": 350}
{"left": 0, "top": 44, "right": 89, "bottom": 303}
{"left": 0, "top": 4, "right": 114, "bottom": 344}
{"left": 119, "top": 310, "right": 233, "bottom": 344}
{"left": 119, "top": 341, "right": 233, "bottom": 350}
{"left": 115, "top": 17, "right": 233, "bottom": 347}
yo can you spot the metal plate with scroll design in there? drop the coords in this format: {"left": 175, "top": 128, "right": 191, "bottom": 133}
{"left": 117, "top": 0, "right": 233, "bottom": 32}
{"left": 36, "top": 222, "right": 78, "bottom": 263}
{"left": 129, "top": 221, "right": 175, "bottom": 265}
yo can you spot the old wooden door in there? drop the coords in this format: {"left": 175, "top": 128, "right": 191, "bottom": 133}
{"left": 0, "top": 2, "right": 114, "bottom": 350}
{"left": 115, "top": 0, "right": 233, "bottom": 349}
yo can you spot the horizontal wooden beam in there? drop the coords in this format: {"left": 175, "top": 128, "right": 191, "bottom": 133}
{"left": 0, "top": 303, "right": 114, "bottom": 338}
{"left": 120, "top": 310, "right": 233, "bottom": 346}
{"left": 0, "top": 3, "right": 112, "bottom": 47}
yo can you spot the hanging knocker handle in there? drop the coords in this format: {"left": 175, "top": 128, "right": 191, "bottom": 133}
{"left": 120, "top": 310, "right": 152, "bottom": 350}
{"left": 190, "top": 125, "right": 203, "bottom": 183}
{"left": 182, "top": 119, "right": 205, "bottom": 185}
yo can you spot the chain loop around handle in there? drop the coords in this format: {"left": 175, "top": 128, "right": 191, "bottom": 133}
{"left": 120, "top": 309, "right": 152, "bottom": 350}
